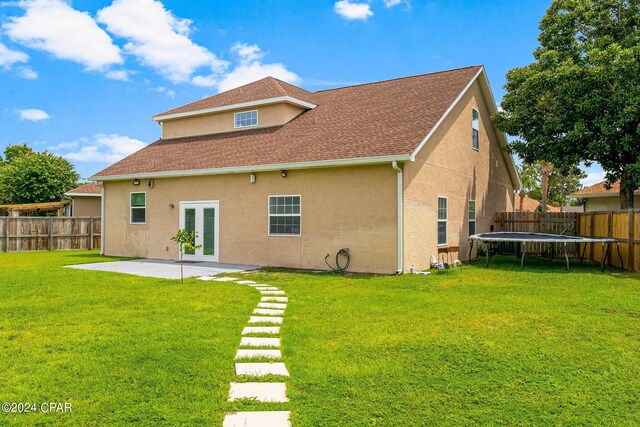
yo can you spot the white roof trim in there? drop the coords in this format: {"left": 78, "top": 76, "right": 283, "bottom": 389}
{"left": 409, "top": 66, "right": 522, "bottom": 190}
{"left": 65, "top": 192, "right": 102, "bottom": 197}
{"left": 91, "top": 154, "right": 412, "bottom": 181}
{"left": 152, "top": 96, "right": 317, "bottom": 122}
{"left": 569, "top": 191, "right": 639, "bottom": 200}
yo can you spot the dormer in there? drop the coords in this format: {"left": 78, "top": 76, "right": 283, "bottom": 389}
{"left": 152, "top": 77, "right": 317, "bottom": 139}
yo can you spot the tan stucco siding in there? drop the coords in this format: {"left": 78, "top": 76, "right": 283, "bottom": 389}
{"left": 103, "top": 165, "right": 398, "bottom": 274}
{"left": 72, "top": 196, "right": 101, "bottom": 217}
{"left": 584, "top": 195, "right": 640, "bottom": 212}
{"left": 403, "top": 81, "right": 515, "bottom": 270}
{"left": 161, "top": 103, "right": 306, "bottom": 139}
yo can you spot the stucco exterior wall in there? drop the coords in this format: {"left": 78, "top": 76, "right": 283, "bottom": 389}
{"left": 72, "top": 196, "right": 101, "bottom": 217}
{"left": 103, "top": 165, "right": 398, "bottom": 274}
{"left": 403, "top": 81, "right": 516, "bottom": 271}
{"left": 161, "top": 103, "right": 305, "bottom": 139}
{"left": 584, "top": 195, "right": 640, "bottom": 212}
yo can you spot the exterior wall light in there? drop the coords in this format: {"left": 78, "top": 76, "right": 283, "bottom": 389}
{"left": 132, "top": 179, "right": 140, "bottom": 185}
{"left": 250, "top": 173, "right": 256, "bottom": 183}
{"left": 281, "top": 170, "right": 287, "bottom": 178}
{"left": 168, "top": 203, "right": 174, "bottom": 209}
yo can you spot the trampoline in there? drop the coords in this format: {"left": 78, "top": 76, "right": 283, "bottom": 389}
{"left": 469, "top": 232, "right": 621, "bottom": 271}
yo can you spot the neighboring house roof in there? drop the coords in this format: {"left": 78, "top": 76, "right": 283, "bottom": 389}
{"left": 92, "top": 66, "right": 520, "bottom": 188}
{"left": 65, "top": 183, "right": 102, "bottom": 196}
{"left": 519, "top": 196, "right": 560, "bottom": 213}
{"left": 571, "top": 180, "right": 640, "bottom": 198}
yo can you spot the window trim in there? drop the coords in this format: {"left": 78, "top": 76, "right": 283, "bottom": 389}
{"left": 268, "top": 194, "right": 302, "bottom": 237}
{"left": 130, "top": 191, "right": 146, "bottom": 225}
{"left": 234, "top": 109, "right": 259, "bottom": 129}
{"left": 437, "top": 196, "right": 448, "bottom": 246}
{"left": 468, "top": 199, "right": 476, "bottom": 236}
{"left": 472, "top": 108, "right": 480, "bottom": 151}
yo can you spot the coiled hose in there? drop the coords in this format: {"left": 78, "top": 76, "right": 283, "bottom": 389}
{"left": 325, "top": 248, "right": 351, "bottom": 272}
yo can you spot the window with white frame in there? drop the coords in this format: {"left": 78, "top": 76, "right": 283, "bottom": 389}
{"left": 269, "top": 195, "right": 301, "bottom": 235}
{"left": 130, "top": 192, "right": 146, "bottom": 224}
{"left": 234, "top": 110, "right": 258, "bottom": 128}
{"left": 472, "top": 108, "right": 480, "bottom": 150}
{"left": 437, "top": 197, "right": 447, "bottom": 245}
{"left": 468, "top": 200, "right": 476, "bottom": 236}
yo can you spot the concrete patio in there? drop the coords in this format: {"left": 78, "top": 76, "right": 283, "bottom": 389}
{"left": 66, "top": 259, "right": 259, "bottom": 279}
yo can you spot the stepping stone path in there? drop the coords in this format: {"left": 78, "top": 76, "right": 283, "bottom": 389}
{"left": 199, "top": 276, "right": 292, "bottom": 427}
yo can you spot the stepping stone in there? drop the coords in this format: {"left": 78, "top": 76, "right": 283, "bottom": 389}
{"left": 212, "top": 277, "right": 239, "bottom": 282}
{"left": 236, "top": 280, "right": 256, "bottom": 284}
{"left": 228, "top": 382, "right": 288, "bottom": 402}
{"left": 235, "top": 349, "right": 282, "bottom": 360}
{"left": 255, "top": 286, "right": 279, "bottom": 291}
{"left": 197, "top": 276, "right": 215, "bottom": 281}
{"left": 260, "top": 291, "right": 286, "bottom": 295}
{"left": 257, "top": 303, "right": 287, "bottom": 309}
{"left": 223, "top": 411, "right": 291, "bottom": 427}
{"left": 248, "top": 316, "right": 283, "bottom": 324}
{"left": 235, "top": 362, "right": 289, "bottom": 377}
{"left": 240, "top": 337, "right": 280, "bottom": 348}
{"left": 242, "top": 326, "right": 280, "bottom": 335}
{"left": 261, "top": 296, "right": 288, "bottom": 302}
{"left": 247, "top": 283, "right": 269, "bottom": 287}
{"left": 253, "top": 308, "right": 285, "bottom": 316}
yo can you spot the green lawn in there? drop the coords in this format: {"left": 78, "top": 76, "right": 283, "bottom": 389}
{"left": 1, "top": 252, "right": 639, "bottom": 426}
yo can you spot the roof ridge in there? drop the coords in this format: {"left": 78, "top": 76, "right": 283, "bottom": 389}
{"left": 312, "top": 65, "right": 483, "bottom": 94}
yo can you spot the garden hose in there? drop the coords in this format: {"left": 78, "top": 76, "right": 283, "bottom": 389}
{"left": 325, "top": 248, "right": 351, "bottom": 272}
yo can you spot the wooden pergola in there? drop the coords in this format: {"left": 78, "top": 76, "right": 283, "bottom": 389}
{"left": 0, "top": 200, "right": 71, "bottom": 217}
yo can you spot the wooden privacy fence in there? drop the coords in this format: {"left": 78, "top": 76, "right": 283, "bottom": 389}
{"left": 494, "top": 210, "right": 640, "bottom": 272}
{"left": 0, "top": 217, "right": 101, "bottom": 252}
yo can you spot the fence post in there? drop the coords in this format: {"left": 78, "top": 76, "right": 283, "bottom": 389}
{"left": 48, "top": 217, "right": 53, "bottom": 251}
{"left": 88, "top": 217, "right": 93, "bottom": 250}
{"left": 629, "top": 210, "right": 635, "bottom": 272}
{"left": 607, "top": 211, "right": 614, "bottom": 266}
{"left": 589, "top": 212, "right": 595, "bottom": 262}
{"left": 4, "top": 218, "right": 8, "bottom": 252}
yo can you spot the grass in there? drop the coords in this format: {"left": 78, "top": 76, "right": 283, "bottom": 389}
{"left": 1, "top": 252, "right": 639, "bottom": 425}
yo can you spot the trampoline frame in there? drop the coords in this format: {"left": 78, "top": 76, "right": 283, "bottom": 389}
{"left": 468, "top": 232, "right": 621, "bottom": 272}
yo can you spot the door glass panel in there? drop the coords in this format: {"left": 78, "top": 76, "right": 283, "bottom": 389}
{"left": 203, "top": 208, "right": 215, "bottom": 256}
{"left": 184, "top": 208, "right": 196, "bottom": 255}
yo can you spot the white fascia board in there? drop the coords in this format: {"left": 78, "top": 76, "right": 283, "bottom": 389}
{"left": 90, "top": 154, "right": 412, "bottom": 181}
{"left": 65, "top": 192, "right": 102, "bottom": 197}
{"left": 409, "top": 66, "right": 522, "bottom": 190}
{"left": 568, "top": 192, "right": 638, "bottom": 200}
{"left": 152, "top": 96, "right": 317, "bottom": 122}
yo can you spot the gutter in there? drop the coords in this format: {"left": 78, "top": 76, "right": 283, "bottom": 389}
{"left": 392, "top": 161, "right": 403, "bottom": 274}
{"left": 100, "top": 185, "right": 105, "bottom": 255}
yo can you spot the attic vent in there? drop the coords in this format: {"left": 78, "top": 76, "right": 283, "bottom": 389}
{"left": 234, "top": 110, "right": 258, "bottom": 128}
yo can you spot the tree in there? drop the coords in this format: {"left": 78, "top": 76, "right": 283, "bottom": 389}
{"left": 517, "top": 162, "right": 586, "bottom": 211}
{"left": 171, "top": 229, "right": 202, "bottom": 283}
{"left": 0, "top": 145, "right": 79, "bottom": 204}
{"left": 494, "top": 0, "right": 640, "bottom": 209}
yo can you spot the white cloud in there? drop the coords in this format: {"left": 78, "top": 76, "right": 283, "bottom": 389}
{"left": 216, "top": 43, "right": 301, "bottom": 92}
{"left": 16, "top": 66, "right": 38, "bottom": 79}
{"left": 105, "top": 69, "right": 130, "bottom": 81}
{"left": 334, "top": 1, "right": 373, "bottom": 20}
{"left": 0, "top": 40, "right": 29, "bottom": 70}
{"left": 3, "top": 0, "right": 123, "bottom": 71}
{"left": 383, "top": 0, "right": 409, "bottom": 7}
{"left": 581, "top": 169, "right": 607, "bottom": 187}
{"left": 17, "top": 108, "right": 50, "bottom": 121}
{"left": 153, "top": 86, "right": 176, "bottom": 98}
{"left": 57, "top": 134, "right": 147, "bottom": 163}
{"left": 96, "top": 0, "right": 228, "bottom": 84}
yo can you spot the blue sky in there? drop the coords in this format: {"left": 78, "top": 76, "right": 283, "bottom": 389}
{"left": 0, "top": 0, "right": 603, "bottom": 184}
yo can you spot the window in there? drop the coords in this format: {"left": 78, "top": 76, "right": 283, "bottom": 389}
{"left": 472, "top": 108, "right": 480, "bottom": 150}
{"left": 269, "top": 195, "right": 301, "bottom": 235}
{"left": 234, "top": 110, "right": 258, "bottom": 128}
{"left": 437, "top": 197, "right": 447, "bottom": 245}
{"left": 468, "top": 200, "right": 476, "bottom": 236}
{"left": 130, "top": 192, "right": 146, "bottom": 224}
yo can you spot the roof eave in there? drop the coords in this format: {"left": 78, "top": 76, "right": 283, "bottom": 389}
{"left": 152, "top": 96, "right": 318, "bottom": 122}
{"left": 65, "top": 192, "right": 102, "bottom": 197}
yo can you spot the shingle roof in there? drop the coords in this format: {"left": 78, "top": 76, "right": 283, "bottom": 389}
{"left": 94, "top": 66, "right": 483, "bottom": 178}
{"left": 519, "top": 196, "right": 560, "bottom": 212}
{"left": 66, "top": 183, "right": 102, "bottom": 194}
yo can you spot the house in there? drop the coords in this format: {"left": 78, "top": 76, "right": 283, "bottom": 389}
{"left": 517, "top": 195, "right": 560, "bottom": 213}
{"left": 570, "top": 180, "right": 639, "bottom": 212}
{"left": 91, "top": 66, "right": 520, "bottom": 274}
{"left": 65, "top": 183, "right": 102, "bottom": 217}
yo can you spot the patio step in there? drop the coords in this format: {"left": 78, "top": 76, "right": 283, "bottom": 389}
{"left": 235, "top": 362, "right": 289, "bottom": 377}
{"left": 261, "top": 296, "right": 288, "bottom": 302}
{"left": 235, "top": 349, "right": 282, "bottom": 360}
{"left": 253, "top": 308, "right": 285, "bottom": 316}
{"left": 228, "top": 382, "right": 288, "bottom": 402}
{"left": 260, "top": 291, "right": 286, "bottom": 296}
{"left": 242, "top": 326, "right": 280, "bottom": 335}
{"left": 223, "top": 411, "right": 291, "bottom": 427}
{"left": 248, "top": 316, "right": 283, "bottom": 324}
{"left": 257, "top": 303, "right": 287, "bottom": 309}
{"left": 240, "top": 337, "right": 280, "bottom": 348}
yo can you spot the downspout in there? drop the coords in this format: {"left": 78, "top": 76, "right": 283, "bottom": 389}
{"left": 100, "top": 185, "right": 105, "bottom": 256}
{"left": 392, "top": 161, "right": 403, "bottom": 274}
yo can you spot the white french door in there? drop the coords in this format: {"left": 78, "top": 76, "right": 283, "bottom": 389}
{"left": 179, "top": 201, "right": 219, "bottom": 262}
